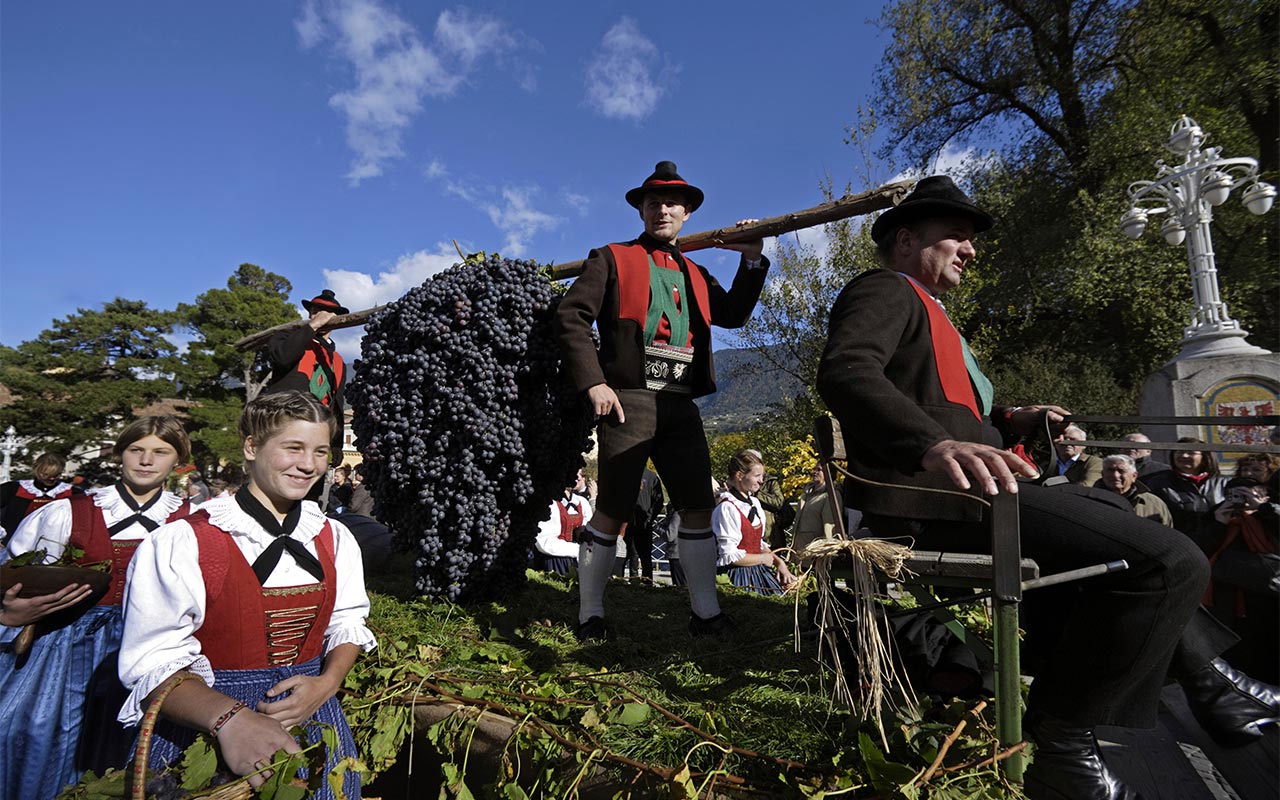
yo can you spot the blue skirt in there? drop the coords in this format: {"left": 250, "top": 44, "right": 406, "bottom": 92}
{"left": 146, "top": 656, "right": 360, "bottom": 800}
{"left": 543, "top": 555, "right": 576, "bottom": 576}
{"left": 0, "top": 604, "right": 125, "bottom": 800}
{"left": 725, "top": 564, "right": 785, "bottom": 596}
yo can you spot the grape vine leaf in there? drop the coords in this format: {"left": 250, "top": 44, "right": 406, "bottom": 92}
{"left": 178, "top": 736, "right": 217, "bottom": 790}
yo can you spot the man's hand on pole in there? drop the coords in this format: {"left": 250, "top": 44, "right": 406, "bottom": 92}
{"left": 717, "top": 219, "right": 764, "bottom": 260}
{"left": 308, "top": 310, "right": 338, "bottom": 333}
{"left": 1008, "top": 404, "right": 1069, "bottom": 438}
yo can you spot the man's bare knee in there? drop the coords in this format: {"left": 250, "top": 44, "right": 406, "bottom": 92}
{"left": 590, "top": 512, "right": 624, "bottom": 536}
{"left": 681, "top": 509, "right": 713, "bottom": 529}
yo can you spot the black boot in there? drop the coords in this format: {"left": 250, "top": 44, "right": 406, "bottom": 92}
{"left": 1023, "top": 712, "right": 1143, "bottom": 800}
{"left": 1179, "top": 657, "right": 1280, "bottom": 747}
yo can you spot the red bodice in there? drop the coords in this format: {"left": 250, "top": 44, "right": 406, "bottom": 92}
{"left": 556, "top": 497, "right": 585, "bottom": 543}
{"left": 187, "top": 511, "right": 338, "bottom": 669}
{"left": 719, "top": 496, "right": 765, "bottom": 555}
{"left": 68, "top": 493, "right": 192, "bottom": 606}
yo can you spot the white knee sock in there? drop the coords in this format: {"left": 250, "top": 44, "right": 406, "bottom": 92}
{"left": 577, "top": 524, "right": 617, "bottom": 624}
{"left": 678, "top": 527, "right": 722, "bottom": 619}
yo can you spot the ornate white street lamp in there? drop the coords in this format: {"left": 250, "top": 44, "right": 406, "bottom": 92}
{"left": 1, "top": 426, "right": 26, "bottom": 484}
{"left": 1121, "top": 116, "right": 1275, "bottom": 361}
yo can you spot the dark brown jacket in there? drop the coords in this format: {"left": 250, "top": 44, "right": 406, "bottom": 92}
{"left": 554, "top": 234, "right": 768, "bottom": 399}
{"left": 816, "top": 269, "right": 1016, "bottom": 522}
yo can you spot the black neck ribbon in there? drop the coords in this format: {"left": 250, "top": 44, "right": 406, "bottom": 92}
{"left": 108, "top": 482, "right": 164, "bottom": 535}
{"left": 728, "top": 488, "right": 759, "bottom": 523}
{"left": 235, "top": 490, "right": 324, "bottom": 585}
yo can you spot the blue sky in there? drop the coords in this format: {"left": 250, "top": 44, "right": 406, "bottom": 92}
{"left": 1, "top": 1, "right": 930, "bottom": 361}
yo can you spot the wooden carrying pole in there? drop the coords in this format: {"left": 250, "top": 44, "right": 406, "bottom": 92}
{"left": 233, "top": 179, "right": 913, "bottom": 352}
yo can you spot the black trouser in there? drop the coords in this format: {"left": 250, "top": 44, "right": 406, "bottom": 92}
{"left": 866, "top": 483, "right": 1237, "bottom": 729}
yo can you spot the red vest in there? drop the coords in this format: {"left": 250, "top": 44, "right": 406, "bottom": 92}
{"left": 187, "top": 511, "right": 338, "bottom": 669}
{"left": 15, "top": 481, "right": 74, "bottom": 520}
{"left": 68, "top": 493, "right": 192, "bottom": 606}
{"left": 904, "top": 279, "right": 981, "bottom": 421}
{"left": 719, "top": 496, "right": 765, "bottom": 555}
{"left": 556, "top": 497, "right": 585, "bottom": 543}
{"left": 296, "top": 341, "right": 345, "bottom": 407}
{"left": 608, "top": 242, "right": 711, "bottom": 347}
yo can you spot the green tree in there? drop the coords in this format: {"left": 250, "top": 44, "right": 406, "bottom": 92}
{"left": 868, "top": 0, "right": 1277, "bottom": 405}
{"left": 176, "top": 263, "right": 299, "bottom": 469}
{"left": 874, "top": 0, "right": 1135, "bottom": 190}
{"left": 0, "top": 299, "right": 179, "bottom": 461}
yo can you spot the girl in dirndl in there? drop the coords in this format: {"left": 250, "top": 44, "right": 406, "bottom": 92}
{"left": 0, "top": 415, "right": 192, "bottom": 800}
{"left": 536, "top": 477, "right": 592, "bottom": 576}
{"left": 713, "top": 449, "right": 797, "bottom": 596}
{"left": 118, "top": 391, "right": 374, "bottom": 799}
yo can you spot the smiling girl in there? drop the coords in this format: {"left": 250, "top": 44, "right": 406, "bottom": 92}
{"left": 118, "top": 391, "right": 373, "bottom": 799}
{"left": 0, "top": 415, "right": 193, "bottom": 800}
{"left": 712, "top": 449, "right": 797, "bottom": 596}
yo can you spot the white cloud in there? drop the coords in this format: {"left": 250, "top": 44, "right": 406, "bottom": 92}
{"left": 440, "top": 175, "right": 566, "bottom": 255}
{"left": 295, "top": 1, "right": 325, "bottom": 48}
{"left": 423, "top": 158, "right": 448, "bottom": 179}
{"left": 890, "top": 143, "right": 988, "bottom": 185}
{"left": 322, "top": 243, "right": 463, "bottom": 360}
{"left": 584, "top": 18, "right": 675, "bottom": 121}
{"left": 483, "top": 187, "right": 563, "bottom": 256}
{"left": 298, "top": 1, "right": 532, "bottom": 184}
{"left": 563, "top": 191, "right": 590, "bottom": 217}
{"left": 435, "top": 8, "right": 513, "bottom": 71}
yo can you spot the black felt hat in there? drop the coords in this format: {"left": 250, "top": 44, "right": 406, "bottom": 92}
{"left": 625, "top": 161, "right": 704, "bottom": 212}
{"left": 870, "top": 175, "right": 994, "bottom": 244}
{"left": 301, "top": 289, "right": 349, "bottom": 316}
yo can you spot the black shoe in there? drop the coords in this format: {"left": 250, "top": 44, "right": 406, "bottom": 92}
{"left": 1180, "top": 657, "right": 1280, "bottom": 747}
{"left": 1023, "top": 712, "right": 1143, "bottom": 800}
{"left": 689, "top": 612, "right": 734, "bottom": 637}
{"left": 575, "top": 616, "right": 607, "bottom": 642}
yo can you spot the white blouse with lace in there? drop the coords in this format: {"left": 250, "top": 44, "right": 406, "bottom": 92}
{"left": 116, "top": 496, "right": 376, "bottom": 725}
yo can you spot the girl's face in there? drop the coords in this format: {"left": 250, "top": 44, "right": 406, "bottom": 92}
{"left": 119, "top": 435, "right": 181, "bottom": 496}
{"left": 244, "top": 420, "right": 331, "bottom": 514}
{"left": 1174, "top": 449, "right": 1205, "bottom": 474}
{"left": 733, "top": 463, "right": 766, "bottom": 495}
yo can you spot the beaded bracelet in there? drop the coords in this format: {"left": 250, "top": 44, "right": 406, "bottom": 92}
{"left": 210, "top": 700, "right": 248, "bottom": 737}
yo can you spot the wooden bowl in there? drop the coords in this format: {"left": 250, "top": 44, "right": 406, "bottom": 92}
{"left": 1, "top": 563, "right": 111, "bottom": 598}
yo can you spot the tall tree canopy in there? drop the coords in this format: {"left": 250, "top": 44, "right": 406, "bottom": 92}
{"left": 0, "top": 298, "right": 179, "bottom": 459}
{"left": 875, "top": 0, "right": 1134, "bottom": 190}
{"left": 742, "top": 0, "right": 1276, "bottom": 438}
{"left": 177, "top": 263, "right": 299, "bottom": 469}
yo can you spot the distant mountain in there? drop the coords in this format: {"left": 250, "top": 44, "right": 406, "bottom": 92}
{"left": 695, "top": 347, "right": 806, "bottom": 432}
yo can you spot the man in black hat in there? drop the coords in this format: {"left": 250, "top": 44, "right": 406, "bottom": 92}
{"left": 264, "top": 289, "right": 349, "bottom": 457}
{"left": 816, "top": 176, "right": 1277, "bottom": 798}
{"left": 555, "top": 161, "right": 769, "bottom": 639}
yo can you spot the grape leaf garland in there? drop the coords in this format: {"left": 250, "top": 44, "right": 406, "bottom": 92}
{"left": 348, "top": 255, "right": 594, "bottom": 601}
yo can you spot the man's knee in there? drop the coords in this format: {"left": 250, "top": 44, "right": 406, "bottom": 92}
{"left": 590, "top": 511, "right": 624, "bottom": 536}
{"left": 680, "top": 508, "right": 713, "bottom": 529}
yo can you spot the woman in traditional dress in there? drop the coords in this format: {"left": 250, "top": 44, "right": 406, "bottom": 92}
{"left": 118, "top": 391, "right": 374, "bottom": 799}
{"left": 712, "top": 449, "right": 797, "bottom": 596}
{"left": 0, "top": 415, "right": 192, "bottom": 800}
{"left": 535, "top": 474, "right": 592, "bottom": 576}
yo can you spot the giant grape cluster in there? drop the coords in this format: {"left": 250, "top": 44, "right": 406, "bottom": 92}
{"left": 347, "top": 254, "right": 594, "bottom": 602}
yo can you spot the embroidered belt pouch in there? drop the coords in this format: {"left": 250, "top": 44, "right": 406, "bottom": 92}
{"left": 644, "top": 343, "right": 694, "bottom": 394}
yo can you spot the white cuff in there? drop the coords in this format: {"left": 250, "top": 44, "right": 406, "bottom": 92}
{"left": 325, "top": 626, "right": 378, "bottom": 654}
{"left": 118, "top": 656, "right": 214, "bottom": 726}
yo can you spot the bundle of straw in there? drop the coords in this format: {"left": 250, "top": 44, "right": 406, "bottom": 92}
{"left": 797, "top": 537, "right": 918, "bottom": 747}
